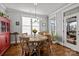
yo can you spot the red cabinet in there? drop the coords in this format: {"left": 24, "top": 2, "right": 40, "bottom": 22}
{"left": 0, "top": 17, "right": 10, "bottom": 55}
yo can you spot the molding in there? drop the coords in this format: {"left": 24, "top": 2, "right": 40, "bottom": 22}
{"left": 64, "top": 44, "right": 79, "bottom": 52}
{"left": 49, "top": 14, "right": 56, "bottom": 20}
{"left": 48, "top": 3, "right": 75, "bottom": 19}
{"left": 57, "top": 41, "right": 64, "bottom": 46}
{"left": 64, "top": 13, "right": 79, "bottom": 19}
{"left": 63, "top": 4, "right": 79, "bottom": 13}
{"left": 6, "top": 8, "right": 47, "bottom": 18}
{"left": 58, "top": 41, "right": 79, "bottom": 52}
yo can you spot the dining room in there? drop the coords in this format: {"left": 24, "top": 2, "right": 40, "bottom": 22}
{"left": 0, "top": 3, "right": 79, "bottom": 56}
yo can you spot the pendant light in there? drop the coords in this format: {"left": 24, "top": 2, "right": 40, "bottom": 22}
{"left": 34, "top": 3, "right": 38, "bottom": 23}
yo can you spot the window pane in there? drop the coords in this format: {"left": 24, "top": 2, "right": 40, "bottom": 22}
{"left": 33, "top": 22, "right": 39, "bottom": 26}
{"left": 22, "top": 17, "right": 31, "bottom": 25}
{"left": 22, "top": 26, "right": 31, "bottom": 34}
{"left": 22, "top": 17, "right": 40, "bottom": 35}
{"left": 22, "top": 17, "right": 31, "bottom": 34}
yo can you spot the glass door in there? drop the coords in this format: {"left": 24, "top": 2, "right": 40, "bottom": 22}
{"left": 63, "top": 12, "right": 79, "bottom": 52}
{"left": 49, "top": 17, "right": 56, "bottom": 36}
{"left": 66, "top": 16, "right": 77, "bottom": 45}
{"left": 1, "top": 21, "right": 6, "bottom": 32}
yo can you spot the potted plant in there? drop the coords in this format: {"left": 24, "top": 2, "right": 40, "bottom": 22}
{"left": 32, "top": 28, "right": 37, "bottom": 37}
{"left": 0, "top": 12, "right": 4, "bottom": 16}
{"left": 0, "top": 12, "right": 9, "bottom": 18}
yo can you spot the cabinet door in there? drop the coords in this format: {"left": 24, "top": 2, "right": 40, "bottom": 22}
{"left": 0, "top": 38, "right": 2, "bottom": 53}
{"left": 0, "top": 34, "right": 5, "bottom": 53}
{"left": 7, "top": 23, "right": 10, "bottom": 32}
{"left": 5, "top": 33, "right": 10, "bottom": 47}
{"left": 1, "top": 21, "right": 6, "bottom": 32}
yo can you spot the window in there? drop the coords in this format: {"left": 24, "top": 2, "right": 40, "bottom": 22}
{"left": 22, "top": 17, "right": 31, "bottom": 35}
{"left": 1, "top": 21, "right": 6, "bottom": 32}
{"left": 22, "top": 17, "right": 39, "bottom": 35}
{"left": 49, "top": 17, "right": 56, "bottom": 35}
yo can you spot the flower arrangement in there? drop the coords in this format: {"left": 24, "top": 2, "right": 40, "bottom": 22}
{"left": 32, "top": 28, "right": 37, "bottom": 33}
{"left": 32, "top": 29, "right": 37, "bottom": 37}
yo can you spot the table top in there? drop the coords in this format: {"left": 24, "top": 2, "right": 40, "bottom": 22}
{"left": 20, "top": 34, "right": 48, "bottom": 42}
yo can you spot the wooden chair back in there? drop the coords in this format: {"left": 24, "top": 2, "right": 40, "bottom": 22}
{"left": 19, "top": 36, "right": 30, "bottom": 56}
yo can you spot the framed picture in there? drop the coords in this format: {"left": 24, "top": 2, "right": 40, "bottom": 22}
{"left": 16, "top": 21, "right": 19, "bottom": 25}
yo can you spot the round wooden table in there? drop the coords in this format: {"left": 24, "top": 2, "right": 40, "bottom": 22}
{"left": 20, "top": 34, "right": 48, "bottom": 56}
{"left": 29, "top": 35, "right": 48, "bottom": 55}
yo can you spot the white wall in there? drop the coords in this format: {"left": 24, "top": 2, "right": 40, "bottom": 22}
{"left": 55, "top": 11, "right": 63, "bottom": 43}
{"left": 5, "top": 8, "right": 48, "bottom": 43}
{"left": 40, "top": 16, "right": 48, "bottom": 32}
{"left": 0, "top": 3, "right": 6, "bottom": 14}
{"left": 49, "top": 3, "right": 79, "bottom": 52}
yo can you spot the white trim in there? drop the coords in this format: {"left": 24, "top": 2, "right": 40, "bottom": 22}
{"left": 49, "top": 14, "right": 56, "bottom": 20}
{"left": 49, "top": 3, "right": 74, "bottom": 19}
{"left": 58, "top": 41, "right": 64, "bottom": 45}
{"left": 64, "top": 44, "right": 79, "bottom": 52}
{"left": 63, "top": 3, "right": 79, "bottom": 13}
{"left": 58, "top": 41, "right": 79, "bottom": 52}
{"left": 64, "top": 13, "right": 79, "bottom": 20}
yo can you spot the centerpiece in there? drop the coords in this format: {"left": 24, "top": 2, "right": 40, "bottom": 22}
{"left": 32, "top": 28, "right": 37, "bottom": 37}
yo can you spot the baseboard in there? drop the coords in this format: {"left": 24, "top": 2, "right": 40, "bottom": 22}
{"left": 57, "top": 42, "right": 64, "bottom": 45}
{"left": 57, "top": 41, "right": 79, "bottom": 53}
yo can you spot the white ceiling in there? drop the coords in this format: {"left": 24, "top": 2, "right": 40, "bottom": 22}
{"left": 3, "top": 3, "right": 68, "bottom": 16}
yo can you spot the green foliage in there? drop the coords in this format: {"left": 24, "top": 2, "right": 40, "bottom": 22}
{"left": 0, "top": 12, "right": 9, "bottom": 18}
{"left": 32, "top": 29, "right": 37, "bottom": 33}
{"left": 0, "top": 12, "right": 4, "bottom": 16}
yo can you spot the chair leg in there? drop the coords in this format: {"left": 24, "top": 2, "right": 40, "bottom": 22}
{"left": 21, "top": 48, "right": 25, "bottom": 56}
{"left": 22, "top": 50, "right": 24, "bottom": 56}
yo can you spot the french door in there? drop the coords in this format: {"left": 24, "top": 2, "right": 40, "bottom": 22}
{"left": 63, "top": 13, "right": 79, "bottom": 51}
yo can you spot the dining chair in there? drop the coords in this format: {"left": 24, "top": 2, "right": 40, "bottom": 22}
{"left": 38, "top": 40, "right": 50, "bottom": 56}
{"left": 46, "top": 34, "right": 53, "bottom": 55}
{"left": 39, "top": 34, "right": 52, "bottom": 55}
{"left": 28, "top": 41, "right": 36, "bottom": 56}
{"left": 19, "top": 36, "right": 30, "bottom": 56}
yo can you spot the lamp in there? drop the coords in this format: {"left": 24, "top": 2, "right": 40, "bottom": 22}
{"left": 33, "top": 3, "right": 39, "bottom": 23}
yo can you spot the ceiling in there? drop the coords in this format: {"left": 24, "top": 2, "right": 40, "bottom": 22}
{"left": 3, "top": 3, "right": 69, "bottom": 16}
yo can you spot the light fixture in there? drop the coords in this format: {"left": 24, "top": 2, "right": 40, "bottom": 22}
{"left": 33, "top": 3, "right": 39, "bottom": 23}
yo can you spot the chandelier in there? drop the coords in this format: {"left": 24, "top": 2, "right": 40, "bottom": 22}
{"left": 33, "top": 3, "right": 39, "bottom": 23}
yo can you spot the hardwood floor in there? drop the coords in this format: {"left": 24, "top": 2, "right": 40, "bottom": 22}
{"left": 3, "top": 43, "right": 79, "bottom": 56}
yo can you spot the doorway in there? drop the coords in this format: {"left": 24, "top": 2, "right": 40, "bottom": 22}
{"left": 66, "top": 16, "right": 77, "bottom": 45}
{"left": 63, "top": 12, "right": 79, "bottom": 52}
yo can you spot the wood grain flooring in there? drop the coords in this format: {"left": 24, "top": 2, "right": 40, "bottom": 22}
{"left": 3, "top": 43, "right": 79, "bottom": 56}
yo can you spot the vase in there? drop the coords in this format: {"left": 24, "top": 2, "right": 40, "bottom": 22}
{"left": 34, "top": 33, "right": 36, "bottom": 37}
